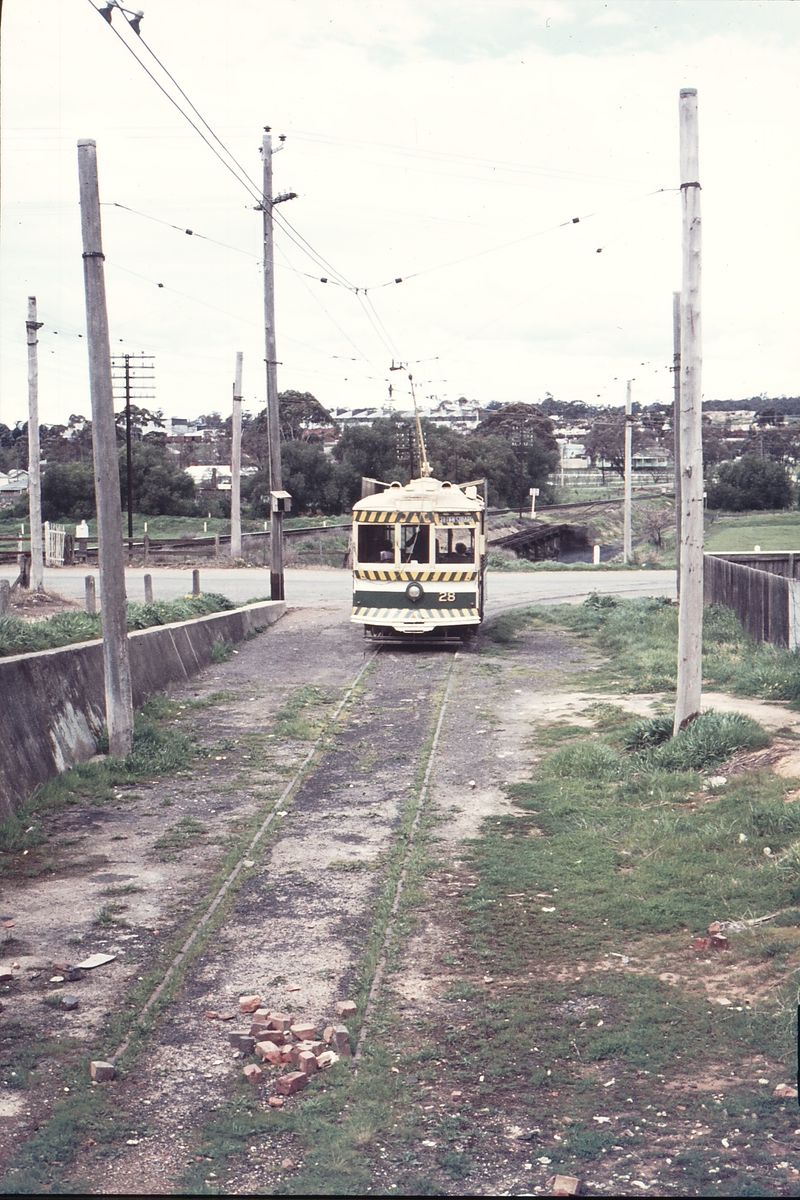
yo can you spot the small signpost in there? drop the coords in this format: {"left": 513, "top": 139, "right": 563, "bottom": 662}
{"left": 529, "top": 487, "right": 540, "bottom": 518}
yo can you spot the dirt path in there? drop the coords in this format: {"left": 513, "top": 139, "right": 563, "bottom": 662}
{"left": 1, "top": 605, "right": 798, "bottom": 1195}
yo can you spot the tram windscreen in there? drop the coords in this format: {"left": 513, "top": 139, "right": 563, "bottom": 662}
{"left": 400, "top": 524, "right": 430, "bottom": 563}
{"left": 357, "top": 524, "right": 395, "bottom": 563}
{"left": 435, "top": 526, "right": 475, "bottom": 563}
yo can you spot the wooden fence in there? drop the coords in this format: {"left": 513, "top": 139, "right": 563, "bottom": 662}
{"left": 704, "top": 552, "right": 800, "bottom": 651}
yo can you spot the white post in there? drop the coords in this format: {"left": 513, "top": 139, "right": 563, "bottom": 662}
{"left": 672, "top": 290, "right": 681, "bottom": 596}
{"left": 593, "top": 544, "right": 601, "bottom": 565}
{"left": 230, "top": 350, "right": 243, "bottom": 559}
{"left": 77, "top": 138, "right": 134, "bottom": 758}
{"left": 529, "top": 487, "right": 540, "bottom": 518}
{"left": 674, "top": 88, "right": 704, "bottom": 735}
{"left": 623, "top": 380, "right": 633, "bottom": 563}
{"left": 26, "top": 297, "right": 45, "bottom": 591}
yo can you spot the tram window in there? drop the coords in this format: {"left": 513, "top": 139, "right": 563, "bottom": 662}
{"left": 358, "top": 524, "right": 395, "bottom": 563}
{"left": 400, "top": 524, "right": 430, "bottom": 563}
{"left": 435, "top": 527, "right": 474, "bottom": 563}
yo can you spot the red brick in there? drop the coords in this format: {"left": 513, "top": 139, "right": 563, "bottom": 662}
{"left": 279, "top": 1047, "right": 294, "bottom": 1064}
{"left": 268, "top": 1095, "right": 284, "bottom": 1108}
{"left": 298, "top": 1050, "right": 318, "bottom": 1075}
{"left": 255, "top": 1040, "right": 283, "bottom": 1064}
{"left": 267, "top": 1012, "right": 292, "bottom": 1032}
{"left": 551, "top": 1175, "right": 580, "bottom": 1196}
{"left": 290, "top": 1023, "right": 317, "bottom": 1041}
{"left": 275, "top": 1071, "right": 308, "bottom": 1096}
{"left": 707, "top": 921, "right": 722, "bottom": 935}
{"left": 331, "top": 1024, "right": 351, "bottom": 1057}
{"left": 238, "top": 994, "right": 261, "bottom": 1013}
{"left": 251, "top": 1024, "right": 286, "bottom": 1043}
{"left": 334, "top": 1000, "right": 357, "bottom": 1018}
{"left": 693, "top": 937, "right": 712, "bottom": 951}
{"left": 710, "top": 935, "right": 728, "bottom": 950}
{"left": 229, "top": 1033, "right": 256, "bottom": 1053}
{"left": 243, "top": 1063, "right": 263, "bottom": 1083}
{"left": 90, "top": 1060, "right": 115, "bottom": 1082}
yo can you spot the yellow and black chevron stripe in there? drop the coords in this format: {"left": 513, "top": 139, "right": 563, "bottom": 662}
{"left": 354, "top": 568, "right": 477, "bottom": 582}
{"left": 352, "top": 607, "right": 479, "bottom": 621}
{"left": 354, "top": 511, "right": 477, "bottom": 526}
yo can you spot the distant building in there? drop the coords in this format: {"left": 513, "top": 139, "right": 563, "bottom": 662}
{"left": 0, "top": 469, "right": 28, "bottom": 506}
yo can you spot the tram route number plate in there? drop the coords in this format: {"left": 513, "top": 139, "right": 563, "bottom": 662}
{"left": 438, "top": 591, "right": 457, "bottom": 602}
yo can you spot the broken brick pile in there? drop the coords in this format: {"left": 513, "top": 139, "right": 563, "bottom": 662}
{"left": 693, "top": 921, "right": 728, "bottom": 952}
{"left": 231, "top": 995, "right": 357, "bottom": 1103}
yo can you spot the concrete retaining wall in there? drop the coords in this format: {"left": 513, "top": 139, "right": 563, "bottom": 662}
{"left": 0, "top": 600, "right": 285, "bottom": 817}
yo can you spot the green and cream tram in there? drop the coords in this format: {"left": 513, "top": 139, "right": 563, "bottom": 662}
{"left": 351, "top": 474, "right": 486, "bottom": 641}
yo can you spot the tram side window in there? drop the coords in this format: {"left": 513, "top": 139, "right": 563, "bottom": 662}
{"left": 435, "top": 527, "right": 475, "bottom": 563}
{"left": 400, "top": 524, "right": 430, "bottom": 563}
{"left": 358, "top": 524, "right": 395, "bottom": 563}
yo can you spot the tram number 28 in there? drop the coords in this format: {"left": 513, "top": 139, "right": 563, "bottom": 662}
{"left": 438, "top": 591, "right": 456, "bottom": 603}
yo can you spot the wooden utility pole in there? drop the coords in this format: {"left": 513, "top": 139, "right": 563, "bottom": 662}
{"left": 77, "top": 138, "right": 134, "bottom": 758}
{"left": 26, "top": 296, "right": 44, "bottom": 591}
{"left": 623, "top": 380, "right": 633, "bottom": 563}
{"left": 261, "top": 129, "right": 284, "bottom": 600}
{"left": 230, "top": 350, "right": 243, "bottom": 560}
{"left": 674, "top": 89, "right": 704, "bottom": 734}
{"left": 672, "top": 290, "right": 682, "bottom": 597}
{"left": 123, "top": 355, "right": 134, "bottom": 540}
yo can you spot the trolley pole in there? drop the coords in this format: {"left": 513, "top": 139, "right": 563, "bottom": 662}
{"left": 26, "top": 296, "right": 44, "bottom": 591}
{"left": 230, "top": 350, "right": 243, "bottom": 560}
{"left": 77, "top": 138, "right": 134, "bottom": 758}
{"left": 623, "top": 380, "right": 633, "bottom": 563}
{"left": 261, "top": 129, "right": 284, "bottom": 600}
{"left": 674, "top": 89, "right": 704, "bottom": 734}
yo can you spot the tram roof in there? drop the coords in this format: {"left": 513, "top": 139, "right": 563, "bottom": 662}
{"left": 352, "top": 475, "right": 483, "bottom": 515}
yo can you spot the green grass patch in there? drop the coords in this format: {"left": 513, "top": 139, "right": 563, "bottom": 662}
{"left": 152, "top": 815, "right": 208, "bottom": 861}
{"left": 0, "top": 593, "right": 236, "bottom": 659}
{"left": 273, "top": 684, "right": 338, "bottom": 741}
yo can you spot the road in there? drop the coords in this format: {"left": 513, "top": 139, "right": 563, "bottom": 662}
{"left": 0, "top": 563, "right": 676, "bottom": 613}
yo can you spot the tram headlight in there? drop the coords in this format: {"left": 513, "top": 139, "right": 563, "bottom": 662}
{"left": 406, "top": 582, "right": 424, "bottom": 604}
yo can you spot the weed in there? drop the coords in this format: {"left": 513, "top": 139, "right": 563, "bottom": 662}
{"left": 210, "top": 640, "right": 235, "bottom": 663}
{"left": 326, "top": 859, "right": 374, "bottom": 872}
{"left": 93, "top": 901, "right": 129, "bottom": 927}
{"left": 100, "top": 883, "right": 144, "bottom": 897}
{"left": 153, "top": 816, "right": 208, "bottom": 860}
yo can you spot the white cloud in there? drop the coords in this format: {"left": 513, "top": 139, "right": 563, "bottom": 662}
{"left": 1, "top": 1, "right": 799, "bottom": 429}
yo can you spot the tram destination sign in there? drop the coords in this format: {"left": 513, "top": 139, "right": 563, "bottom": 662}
{"left": 354, "top": 510, "right": 477, "bottom": 526}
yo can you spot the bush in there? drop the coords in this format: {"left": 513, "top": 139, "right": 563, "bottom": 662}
{"left": 706, "top": 455, "right": 793, "bottom": 511}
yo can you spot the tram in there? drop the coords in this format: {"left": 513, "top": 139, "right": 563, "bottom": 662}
{"left": 351, "top": 471, "right": 486, "bottom": 641}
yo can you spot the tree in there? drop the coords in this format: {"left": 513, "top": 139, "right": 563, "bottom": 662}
{"left": 641, "top": 504, "right": 675, "bottom": 549}
{"left": 118, "top": 444, "right": 196, "bottom": 516}
{"left": 39, "top": 462, "right": 96, "bottom": 522}
{"left": 114, "top": 405, "right": 164, "bottom": 441}
{"left": 279, "top": 390, "right": 337, "bottom": 441}
{"left": 474, "top": 401, "right": 557, "bottom": 453}
{"left": 706, "top": 455, "right": 793, "bottom": 511}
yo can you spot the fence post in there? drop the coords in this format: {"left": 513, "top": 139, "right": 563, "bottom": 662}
{"left": 192, "top": 569, "right": 201, "bottom": 596}
{"left": 144, "top": 574, "right": 153, "bottom": 604}
{"left": 143, "top": 532, "right": 150, "bottom": 565}
{"left": 85, "top": 576, "right": 96, "bottom": 613}
{"left": 0, "top": 579, "right": 10, "bottom": 615}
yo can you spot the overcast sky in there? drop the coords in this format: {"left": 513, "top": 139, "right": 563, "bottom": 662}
{"left": 2, "top": 0, "right": 799, "bottom": 428}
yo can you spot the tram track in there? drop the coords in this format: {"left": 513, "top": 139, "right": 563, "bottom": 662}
{"left": 110, "top": 647, "right": 380, "bottom": 1065}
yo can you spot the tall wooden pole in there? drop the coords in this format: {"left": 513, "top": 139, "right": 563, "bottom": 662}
{"left": 262, "top": 129, "right": 284, "bottom": 600}
{"left": 26, "top": 296, "right": 44, "bottom": 591}
{"left": 672, "top": 291, "right": 682, "bottom": 596}
{"left": 623, "top": 380, "right": 633, "bottom": 563}
{"left": 674, "top": 90, "right": 704, "bottom": 735}
{"left": 77, "top": 138, "right": 134, "bottom": 758}
{"left": 230, "top": 350, "right": 243, "bottom": 560}
{"left": 124, "top": 354, "right": 134, "bottom": 541}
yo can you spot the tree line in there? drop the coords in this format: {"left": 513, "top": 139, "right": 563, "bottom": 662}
{"left": 1, "top": 395, "right": 560, "bottom": 521}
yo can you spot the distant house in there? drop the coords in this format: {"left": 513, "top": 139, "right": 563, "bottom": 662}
{"left": 0, "top": 469, "right": 28, "bottom": 506}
